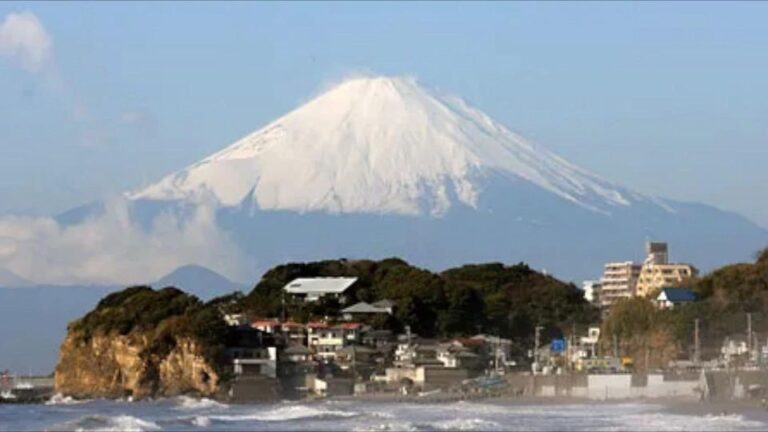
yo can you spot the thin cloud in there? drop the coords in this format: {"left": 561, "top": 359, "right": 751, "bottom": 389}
{"left": 120, "top": 110, "right": 159, "bottom": 137}
{"left": 0, "top": 11, "right": 53, "bottom": 73}
{"left": 0, "top": 11, "right": 112, "bottom": 148}
{"left": 0, "top": 198, "right": 249, "bottom": 285}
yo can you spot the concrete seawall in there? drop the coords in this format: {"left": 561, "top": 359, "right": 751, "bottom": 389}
{"left": 506, "top": 373, "right": 700, "bottom": 400}
{"left": 507, "top": 370, "right": 768, "bottom": 401}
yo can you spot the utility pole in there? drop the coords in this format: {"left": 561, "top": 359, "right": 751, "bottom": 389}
{"left": 534, "top": 325, "right": 544, "bottom": 369}
{"left": 694, "top": 318, "right": 701, "bottom": 365}
{"left": 645, "top": 343, "right": 650, "bottom": 371}
{"left": 570, "top": 322, "right": 576, "bottom": 372}
{"left": 613, "top": 333, "right": 619, "bottom": 359}
{"left": 748, "top": 313, "right": 753, "bottom": 353}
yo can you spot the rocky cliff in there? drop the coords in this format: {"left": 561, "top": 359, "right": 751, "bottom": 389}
{"left": 54, "top": 286, "right": 228, "bottom": 399}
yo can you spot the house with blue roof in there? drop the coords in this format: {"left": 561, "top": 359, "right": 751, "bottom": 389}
{"left": 654, "top": 287, "right": 697, "bottom": 309}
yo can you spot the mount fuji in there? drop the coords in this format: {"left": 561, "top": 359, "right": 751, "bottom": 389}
{"left": 62, "top": 75, "right": 768, "bottom": 282}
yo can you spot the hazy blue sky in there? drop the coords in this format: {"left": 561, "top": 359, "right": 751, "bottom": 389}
{"left": 1, "top": 2, "right": 767, "bottom": 226}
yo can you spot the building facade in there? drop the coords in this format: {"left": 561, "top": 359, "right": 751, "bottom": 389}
{"left": 582, "top": 280, "right": 602, "bottom": 306}
{"left": 635, "top": 263, "right": 698, "bottom": 297}
{"left": 635, "top": 242, "right": 697, "bottom": 297}
{"left": 598, "top": 261, "right": 642, "bottom": 308}
{"left": 597, "top": 241, "right": 698, "bottom": 307}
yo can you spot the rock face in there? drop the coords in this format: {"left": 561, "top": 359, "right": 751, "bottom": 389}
{"left": 53, "top": 286, "right": 228, "bottom": 399}
{"left": 55, "top": 332, "right": 219, "bottom": 399}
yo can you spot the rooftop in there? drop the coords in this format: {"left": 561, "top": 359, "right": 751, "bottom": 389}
{"left": 658, "top": 287, "right": 698, "bottom": 302}
{"left": 283, "top": 277, "right": 358, "bottom": 295}
{"left": 341, "top": 301, "right": 390, "bottom": 314}
{"left": 281, "top": 320, "right": 305, "bottom": 329}
{"left": 251, "top": 319, "right": 280, "bottom": 327}
{"left": 307, "top": 321, "right": 329, "bottom": 329}
{"left": 336, "top": 322, "right": 363, "bottom": 330}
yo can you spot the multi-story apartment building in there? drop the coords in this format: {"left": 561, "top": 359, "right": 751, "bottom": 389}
{"left": 635, "top": 263, "right": 698, "bottom": 297}
{"left": 598, "top": 261, "right": 642, "bottom": 308}
{"left": 635, "top": 241, "right": 698, "bottom": 297}
{"left": 596, "top": 241, "right": 699, "bottom": 307}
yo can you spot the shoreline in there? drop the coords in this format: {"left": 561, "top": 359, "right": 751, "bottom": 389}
{"left": 13, "top": 389, "right": 768, "bottom": 418}
{"left": 333, "top": 392, "right": 768, "bottom": 420}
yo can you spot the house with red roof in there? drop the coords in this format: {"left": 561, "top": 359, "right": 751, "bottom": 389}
{"left": 251, "top": 318, "right": 281, "bottom": 334}
{"left": 307, "top": 321, "right": 364, "bottom": 361}
{"left": 281, "top": 320, "right": 307, "bottom": 345}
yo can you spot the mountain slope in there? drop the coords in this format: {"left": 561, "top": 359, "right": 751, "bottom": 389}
{"left": 103, "top": 75, "right": 767, "bottom": 281}
{"left": 154, "top": 264, "right": 245, "bottom": 300}
{"left": 130, "top": 76, "right": 640, "bottom": 216}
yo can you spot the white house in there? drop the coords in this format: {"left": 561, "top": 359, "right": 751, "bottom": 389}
{"left": 283, "top": 277, "right": 358, "bottom": 302}
{"left": 307, "top": 322, "right": 345, "bottom": 360}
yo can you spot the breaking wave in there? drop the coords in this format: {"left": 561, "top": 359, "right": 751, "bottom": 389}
{"left": 209, "top": 404, "right": 359, "bottom": 422}
{"left": 191, "top": 415, "right": 212, "bottom": 428}
{"left": 172, "top": 395, "right": 228, "bottom": 410}
{"left": 353, "top": 418, "right": 500, "bottom": 431}
{"left": 26, "top": 398, "right": 768, "bottom": 431}
{"left": 45, "top": 393, "right": 88, "bottom": 405}
{"left": 51, "top": 415, "right": 161, "bottom": 432}
{"left": 352, "top": 422, "right": 419, "bottom": 432}
{"left": 430, "top": 418, "right": 502, "bottom": 430}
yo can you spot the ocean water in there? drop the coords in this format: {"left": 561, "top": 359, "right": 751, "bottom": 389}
{"left": 1, "top": 396, "right": 767, "bottom": 431}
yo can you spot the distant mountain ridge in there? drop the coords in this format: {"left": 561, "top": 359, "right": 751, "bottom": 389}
{"left": 153, "top": 264, "right": 245, "bottom": 300}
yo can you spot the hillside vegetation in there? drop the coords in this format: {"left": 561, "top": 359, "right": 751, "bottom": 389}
{"left": 241, "top": 258, "right": 599, "bottom": 357}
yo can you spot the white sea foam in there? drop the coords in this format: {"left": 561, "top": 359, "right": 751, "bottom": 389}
{"left": 593, "top": 411, "right": 768, "bottom": 431}
{"left": 105, "top": 415, "right": 161, "bottom": 432}
{"left": 27, "top": 399, "right": 768, "bottom": 432}
{"left": 54, "top": 415, "right": 161, "bottom": 432}
{"left": 352, "top": 421, "right": 419, "bottom": 432}
{"left": 210, "top": 404, "right": 358, "bottom": 422}
{"left": 430, "top": 417, "right": 502, "bottom": 431}
{"left": 191, "top": 415, "right": 212, "bottom": 427}
{"left": 173, "top": 395, "right": 228, "bottom": 410}
{"left": 46, "top": 393, "right": 87, "bottom": 405}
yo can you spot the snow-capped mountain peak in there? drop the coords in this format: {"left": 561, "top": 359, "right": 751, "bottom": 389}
{"left": 130, "top": 75, "right": 631, "bottom": 216}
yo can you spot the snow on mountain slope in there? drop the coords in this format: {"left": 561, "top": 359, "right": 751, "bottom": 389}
{"left": 130, "top": 76, "right": 635, "bottom": 216}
